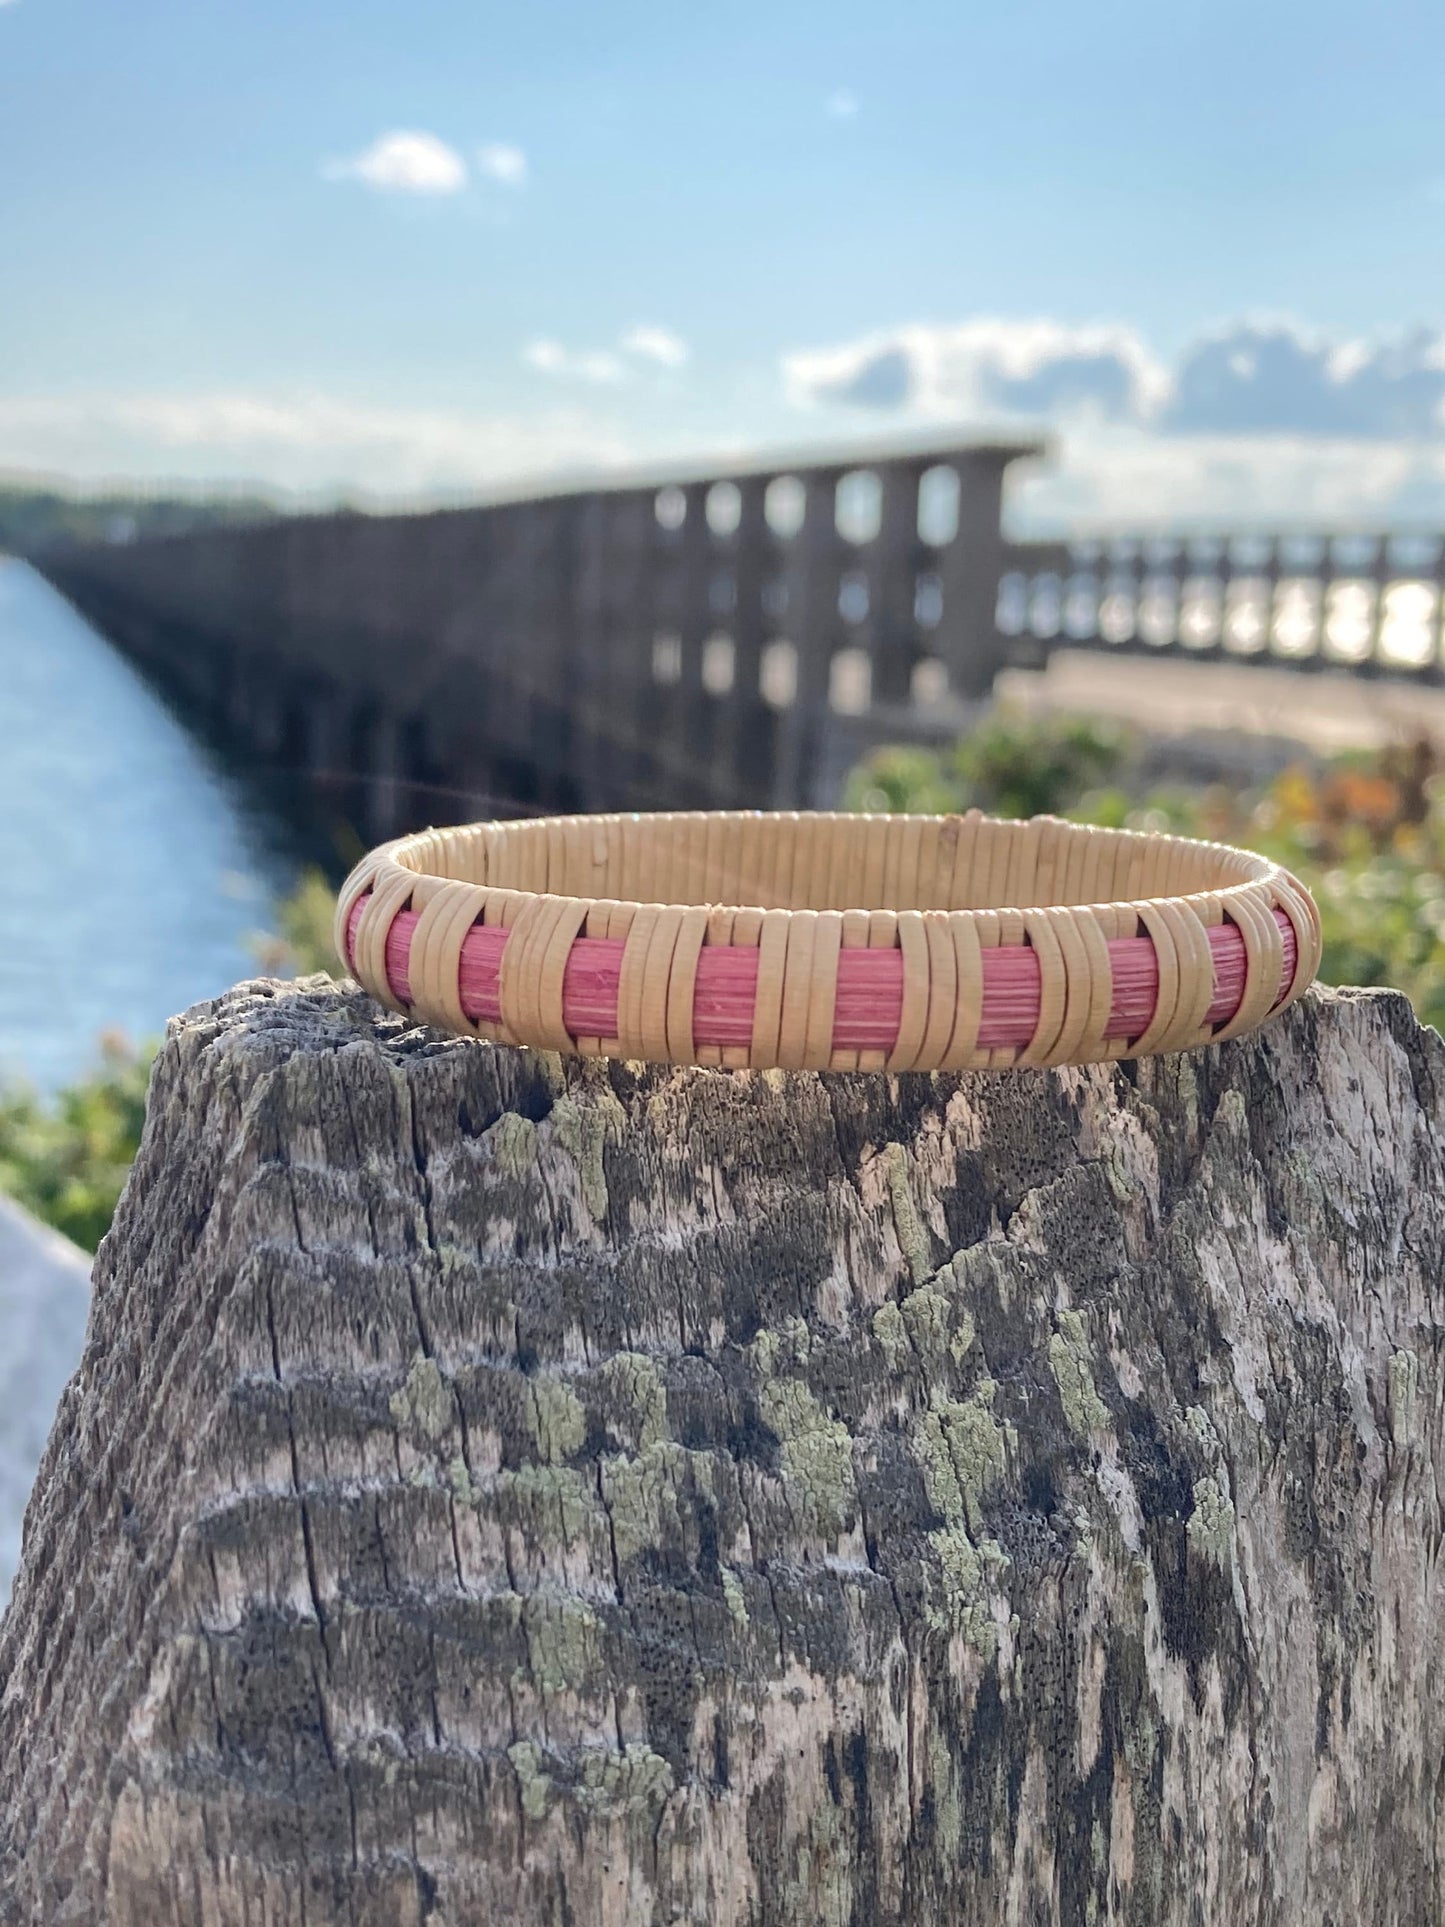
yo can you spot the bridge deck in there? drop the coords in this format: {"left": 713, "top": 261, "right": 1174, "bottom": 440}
{"left": 27, "top": 444, "right": 1445, "bottom": 840}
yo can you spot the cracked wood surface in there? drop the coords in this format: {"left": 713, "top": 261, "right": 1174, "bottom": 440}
{"left": 1, "top": 977, "right": 1443, "bottom": 1925}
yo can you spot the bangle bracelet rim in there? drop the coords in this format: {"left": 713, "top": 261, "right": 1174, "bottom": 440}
{"left": 334, "top": 808, "right": 1323, "bottom": 1072}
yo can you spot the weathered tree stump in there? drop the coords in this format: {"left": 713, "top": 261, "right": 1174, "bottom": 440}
{"left": 2, "top": 978, "right": 1443, "bottom": 1925}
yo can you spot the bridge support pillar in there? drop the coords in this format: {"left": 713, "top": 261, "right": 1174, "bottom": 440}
{"left": 301, "top": 683, "right": 360, "bottom": 827}
{"left": 222, "top": 657, "right": 284, "bottom": 757}
{"left": 250, "top": 677, "right": 290, "bottom": 763}
{"left": 362, "top": 710, "right": 408, "bottom": 844}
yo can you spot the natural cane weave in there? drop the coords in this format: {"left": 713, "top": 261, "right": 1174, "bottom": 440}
{"left": 335, "top": 810, "right": 1322, "bottom": 1071}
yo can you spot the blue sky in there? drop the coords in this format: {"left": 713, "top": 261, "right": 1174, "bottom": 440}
{"left": 4, "top": 0, "right": 1445, "bottom": 523}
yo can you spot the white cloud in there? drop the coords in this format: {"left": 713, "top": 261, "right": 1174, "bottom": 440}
{"left": 784, "top": 319, "right": 1169, "bottom": 422}
{"left": 11, "top": 384, "right": 1445, "bottom": 529}
{"left": 1326, "top": 340, "right": 1371, "bottom": 385}
{"left": 827, "top": 89, "right": 859, "bottom": 119}
{"left": 1009, "top": 427, "right": 1445, "bottom": 533}
{"left": 20, "top": 311, "right": 1445, "bottom": 528}
{"left": 1166, "top": 322, "right": 1445, "bottom": 436}
{"left": 784, "top": 315, "right": 1445, "bottom": 442}
{"left": 0, "top": 391, "right": 634, "bottom": 497}
{"left": 477, "top": 142, "right": 527, "bottom": 187}
{"left": 522, "top": 340, "right": 626, "bottom": 384}
{"left": 523, "top": 340, "right": 567, "bottom": 375}
{"left": 620, "top": 326, "right": 688, "bottom": 369}
{"left": 324, "top": 131, "right": 467, "bottom": 194}
{"left": 778, "top": 312, "right": 1445, "bottom": 523}
{"left": 525, "top": 328, "right": 688, "bottom": 381}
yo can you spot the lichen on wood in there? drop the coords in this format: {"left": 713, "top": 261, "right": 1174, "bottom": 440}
{"left": 2, "top": 976, "right": 1444, "bottom": 1925}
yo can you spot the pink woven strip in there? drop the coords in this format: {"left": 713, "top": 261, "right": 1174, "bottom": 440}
{"left": 348, "top": 896, "right": 1298, "bottom": 1052}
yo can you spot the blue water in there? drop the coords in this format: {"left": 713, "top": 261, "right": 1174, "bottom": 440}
{"left": 0, "top": 560, "right": 301, "bottom": 1091}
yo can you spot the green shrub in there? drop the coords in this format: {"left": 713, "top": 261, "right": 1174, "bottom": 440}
{"left": 846, "top": 708, "right": 1132, "bottom": 819}
{"left": 0, "top": 1034, "right": 155, "bottom": 1253}
{"left": 248, "top": 865, "right": 339, "bottom": 978}
{"left": 1, "top": 868, "right": 343, "bottom": 1252}
{"left": 848, "top": 710, "right": 1445, "bottom": 1037}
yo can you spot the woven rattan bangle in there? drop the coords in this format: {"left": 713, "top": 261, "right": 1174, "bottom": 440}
{"left": 333, "top": 810, "right": 1322, "bottom": 1072}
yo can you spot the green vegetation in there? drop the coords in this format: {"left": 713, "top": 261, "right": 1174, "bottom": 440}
{"left": 849, "top": 710, "right": 1131, "bottom": 822}
{"left": 848, "top": 708, "right": 1445, "bottom": 1036}
{"left": 0, "top": 1033, "right": 155, "bottom": 1252}
{"left": 247, "top": 865, "right": 340, "bottom": 978}
{"left": 0, "top": 869, "right": 341, "bottom": 1252}
{"left": 0, "top": 480, "right": 282, "bottom": 556}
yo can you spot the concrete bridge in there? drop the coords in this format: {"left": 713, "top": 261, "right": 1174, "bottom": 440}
{"left": 31, "top": 440, "right": 1445, "bottom": 839}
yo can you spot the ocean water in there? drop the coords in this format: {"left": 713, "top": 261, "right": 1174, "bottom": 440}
{"left": 0, "top": 559, "right": 302, "bottom": 1092}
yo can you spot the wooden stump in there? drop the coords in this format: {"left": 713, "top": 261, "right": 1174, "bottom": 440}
{"left": 2, "top": 978, "right": 1443, "bottom": 1925}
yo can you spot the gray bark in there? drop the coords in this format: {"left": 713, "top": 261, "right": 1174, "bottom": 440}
{"left": 2, "top": 977, "right": 1443, "bottom": 1926}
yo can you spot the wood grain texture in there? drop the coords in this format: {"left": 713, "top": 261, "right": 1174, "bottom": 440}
{"left": 2, "top": 977, "right": 1443, "bottom": 1925}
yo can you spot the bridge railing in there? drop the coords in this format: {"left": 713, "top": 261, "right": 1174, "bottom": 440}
{"left": 999, "top": 531, "right": 1445, "bottom": 682}
{"left": 36, "top": 441, "right": 1046, "bottom": 824}
{"left": 35, "top": 446, "right": 1445, "bottom": 837}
